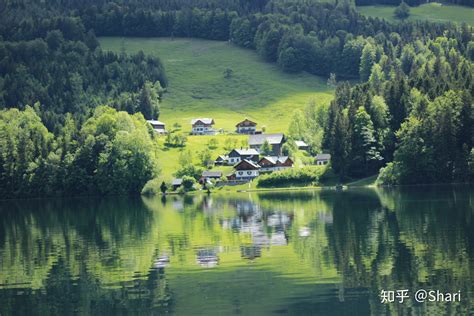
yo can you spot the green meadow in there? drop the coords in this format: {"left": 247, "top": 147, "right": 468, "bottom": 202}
{"left": 99, "top": 37, "right": 333, "bottom": 133}
{"left": 99, "top": 37, "right": 333, "bottom": 180}
{"left": 357, "top": 3, "right": 474, "bottom": 25}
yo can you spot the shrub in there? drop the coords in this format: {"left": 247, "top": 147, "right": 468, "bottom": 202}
{"left": 141, "top": 178, "right": 162, "bottom": 196}
{"left": 182, "top": 176, "right": 196, "bottom": 191}
{"left": 257, "top": 166, "right": 325, "bottom": 187}
{"left": 376, "top": 162, "right": 401, "bottom": 185}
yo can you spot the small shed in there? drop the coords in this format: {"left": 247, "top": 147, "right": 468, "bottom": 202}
{"left": 172, "top": 178, "right": 183, "bottom": 190}
{"left": 315, "top": 153, "right": 331, "bottom": 166}
{"left": 295, "top": 140, "right": 309, "bottom": 151}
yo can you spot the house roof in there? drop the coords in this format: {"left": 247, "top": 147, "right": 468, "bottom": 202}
{"left": 295, "top": 140, "right": 308, "bottom": 148}
{"left": 248, "top": 133, "right": 284, "bottom": 146}
{"left": 229, "top": 148, "right": 260, "bottom": 156}
{"left": 191, "top": 118, "right": 214, "bottom": 125}
{"left": 236, "top": 118, "right": 257, "bottom": 127}
{"left": 315, "top": 153, "right": 331, "bottom": 160}
{"left": 172, "top": 178, "right": 183, "bottom": 186}
{"left": 147, "top": 120, "right": 165, "bottom": 126}
{"left": 235, "top": 159, "right": 260, "bottom": 170}
{"left": 260, "top": 156, "right": 290, "bottom": 164}
{"left": 202, "top": 170, "right": 223, "bottom": 178}
{"left": 215, "top": 155, "right": 228, "bottom": 161}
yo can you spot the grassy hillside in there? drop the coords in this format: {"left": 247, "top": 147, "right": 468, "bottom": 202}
{"left": 99, "top": 37, "right": 333, "bottom": 181}
{"left": 99, "top": 37, "right": 333, "bottom": 133}
{"left": 357, "top": 3, "right": 474, "bottom": 25}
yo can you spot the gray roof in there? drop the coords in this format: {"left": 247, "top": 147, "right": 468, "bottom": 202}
{"left": 215, "top": 155, "right": 228, "bottom": 161}
{"left": 172, "top": 178, "right": 183, "bottom": 186}
{"left": 261, "top": 156, "right": 290, "bottom": 164}
{"left": 147, "top": 120, "right": 165, "bottom": 126}
{"left": 231, "top": 148, "right": 260, "bottom": 156}
{"left": 191, "top": 118, "right": 214, "bottom": 125}
{"left": 202, "top": 170, "right": 223, "bottom": 178}
{"left": 295, "top": 140, "right": 308, "bottom": 147}
{"left": 235, "top": 159, "right": 260, "bottom": 169}
{"left": 315, "top": 153, "right": 331, "bottom": 160}
{"left": 248, "top": 133, "right": 284, "bottom": 146}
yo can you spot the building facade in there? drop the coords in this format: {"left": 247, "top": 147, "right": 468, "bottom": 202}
{"left": 191, "top": 118, "right": 215, "bottom": 135}
{"left": 236, "top": 119, "right": 257, "bottom": 134}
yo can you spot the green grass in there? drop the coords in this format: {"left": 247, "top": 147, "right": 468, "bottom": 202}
{"left": 99, "top": 37, "right": 333, "bottom": 133}
{"left": 357, "top": 3, "right": 474, "bottom": 25}
{"left": 99, "top": 37, "right": 334, "bottom": 180}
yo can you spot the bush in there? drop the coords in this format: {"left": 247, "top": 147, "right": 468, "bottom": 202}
{"left": 141, "top": 178, "right": 162, "bottom": 196}
{"left": 257, "top": 166, "right": 326, "bottom": 187}
{"left": 376, "top": 162, "right": 401, "bottom": 185}
{"left": 182, "top": 176, "right": 197, "bottom": 191}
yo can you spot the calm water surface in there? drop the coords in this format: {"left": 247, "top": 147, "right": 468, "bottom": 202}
{"left": 0, "top": 186, "right": 473, "bottom": 315}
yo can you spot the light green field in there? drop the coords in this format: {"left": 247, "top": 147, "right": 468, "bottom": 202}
{"left": 99, "top": 37, "right": 333, "bottom": 180}
{"left": 99, "top": 37, "right": 333, "bottom": 133}
{"left": 358, "top": 3, "right": 474, "bottom": 25}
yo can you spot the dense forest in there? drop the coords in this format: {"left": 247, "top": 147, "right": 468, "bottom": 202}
{"left": 355, "top": 0, "right": 473, "bottom": 7}
{"left": 0, "top": 0, "right": 473, "bottom": 198}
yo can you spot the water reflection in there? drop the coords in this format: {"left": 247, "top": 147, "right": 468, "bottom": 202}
{"left": 0, "top": 186, "right": 472, "bottom": 315}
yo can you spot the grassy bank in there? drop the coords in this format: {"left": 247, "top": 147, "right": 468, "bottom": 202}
{"left": 357, "top": 3, "right": 474, "bottom": 25}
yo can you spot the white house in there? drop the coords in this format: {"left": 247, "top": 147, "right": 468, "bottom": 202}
{"left": 191, "top": 118, "right": 215, "bottom": 135}
{"left": 258, "top": 156, "right": 294, "bottom": 172}
{"left": 227, "top": 148, "right": 260, "bottom": 165}
{"left": 147, "top": 120, "right": 166, "bottom": 134}
{"left": 236, "top": 118, "right": 257, "bottom": 134}
{"left": 315, "top": 153, "right": 331, "bottom": 166}
{"left": 233, "top": 159, "right": 260, "bottom": 180}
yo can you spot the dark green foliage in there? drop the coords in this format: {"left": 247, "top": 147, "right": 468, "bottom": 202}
{"left": 0, "top": 106, "right": 159, "bottom": 198}
{"left": 394, "top": 2, "right": 410, "bottom": 20}
{"left": 257, "top": 166, "right": 326, "bottom": 187}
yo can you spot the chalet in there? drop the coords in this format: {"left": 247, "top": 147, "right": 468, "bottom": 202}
{"left": 233, "top": 159, "right": 260, "bottom": 180}
{"left": 201, "top": 170, "right": 223, "bottom": 183}
{"left": 248, "top": 133, "right": 285, "bottom": 156}
{"left": 315, "top": 153, "right": 331, "bottom": 166}
{"left": 258, "top": 156, "right": 294, "bottom": 172}
{"left": 227, "top": 148, "right": 260, "bottom": 165}
{"left": 172, "top": 178, "right": 183, "bottom": 190}
{"left": 295, "top": 140, "right": 309, "bottom": 151}
{"left": 147, "top": 120, "right": 166, "bottom": 134}
{"left": 214, "top": 155, "right": 229, "bottom": 165}
{"left": 191, "top": 118, "right": 215, "bottom": 135}
{"left": 236, "top": 118, "right": 257, "bottom": 134}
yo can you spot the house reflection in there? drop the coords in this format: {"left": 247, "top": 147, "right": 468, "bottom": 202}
{"left": 196, "top": 248, "right": 219, "bottom": 268}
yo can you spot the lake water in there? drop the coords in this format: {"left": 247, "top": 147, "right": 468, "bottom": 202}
{"left": 0, "top": 186, "right": 473, "bottom": 315}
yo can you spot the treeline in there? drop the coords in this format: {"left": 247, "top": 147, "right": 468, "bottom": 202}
{"left": 67, "top": 0, "right": 471, "bottom": 80}
{"left": 0, "top": 13, "right": 167, "bottom": 131}
{"left": 355, "top": 0, "right": 474, "bottom": 8}
{"left": 323, "top": 35, "right": 473, "bottom": 183}
{"left": 0, "top": 106, "right": 159, "bottom": 198}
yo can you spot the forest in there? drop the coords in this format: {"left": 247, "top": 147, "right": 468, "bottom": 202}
{"left": 0, "top": 0, "right": 473, "bottom": 197}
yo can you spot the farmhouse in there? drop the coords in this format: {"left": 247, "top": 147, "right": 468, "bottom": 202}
{"left": 295, "top": 140, "right": 309, "bottom": 151}
{"left": 214, "top": 155, "right": 229, "bottom": 165}
{"left": 200, "top": 170, "right": 223, "bottom": 184}
{"left": 191, "top": 118, "right": 215, "bottom": 135}
{"left": 227, "top": 148, "right": 260, "bottom": 165}
{"left": 236, "top": 118, "right": 257, "bottom": 134}
{"left": 171, "top": 178, "right": 183, "bottom": 190}
{"left": 233, "top": 159, "right": 260, "bottom": 180}
{"left": 147, "top": 120, "right": 166, "bottom": 134}
{"left": 248, "top": 133, "right": 285, "bottom": 155}
{"left": 258, "top": 156, "right": 294, "bottom": 172}
{"left": 315, "top": 153, "right": 331, "bottom": 165}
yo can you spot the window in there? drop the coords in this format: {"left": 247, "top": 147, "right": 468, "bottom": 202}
{"left": 238, "top": 171, "right": 243, "bottom": 175}
{"left": 247, "top": 171, "right": 252, "bottom": 175}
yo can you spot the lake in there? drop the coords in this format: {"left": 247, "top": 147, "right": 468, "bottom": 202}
{"left": 0, "top": 186, "right": 473, "bottom": 315}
